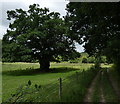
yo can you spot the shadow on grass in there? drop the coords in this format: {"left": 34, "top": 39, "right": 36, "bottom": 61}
{"left": 2, "top": 67, "right": 80, "bottom": 76}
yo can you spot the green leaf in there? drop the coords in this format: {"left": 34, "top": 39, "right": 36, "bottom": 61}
{"left": 38, "top": 85, "right": 41, "bottom": 88}
{"left": 35, "top": 84, "right": 38, "bottom": 88}
{"left": 28, "top": 80, "right": 31, "bottom": 86}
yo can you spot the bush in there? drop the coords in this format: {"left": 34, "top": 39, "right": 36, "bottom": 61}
{"left": 87, "top": 57, "right": 95, "bottom": 63}
{"left": 100, "top": 56, "right": 107, "bottom": 63}
{"left": 82, "top": 58, "right": 88, "bottom": 63}
{"left": 69, "top": 59, "right": 79, "bottom": 63}
{"left": 87, "top": 56, "right": 107, "bottom": 63}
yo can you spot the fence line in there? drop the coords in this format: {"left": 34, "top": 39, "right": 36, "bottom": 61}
{"left": 43, "top": 83, "right": 58, "bottom": 90}
{"left": 39, "top": 88, "right": 58, "bottom": 102}
{"left": 6, "top": 70, "right": 86, "bottom": 102}
{"left": 46, "top": 89, "right": 58, "bottom": 99}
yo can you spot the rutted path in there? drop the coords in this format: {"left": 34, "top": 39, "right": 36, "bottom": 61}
{"left": 100, "top": 87, "right": 105, "bottom": 103}
{"left": 83, "top": 68, "right": 120, "bottom": 103}
{"left": 83, "top": 70, "right": 100, "bottom": 102}
{"left": 107, "top": 71, "right": 120, "bottom": 102}
{"left": 100, "top": 71, "right": 105, "bottom": 103}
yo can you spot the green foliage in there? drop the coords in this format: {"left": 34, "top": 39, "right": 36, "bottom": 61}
{"left": 94, "top": 56, "right": 101, "bottom": 69}
{"left": 70, "top": 52, "right": 107, "bottom": 64}
{"left": 66, "top": 2, "right": 120, "bottom": 71}
{"left": 88, "top": 56, "right": 107, "bottom": 64}
{"left": 28, "top": 80, "right": 31, "bottom": 86}
{"left": 66, "top": 2, "right": 120, "bottom": 54}
{"left": 69, "top": 59, "right": 79, "bottom": 63}
{"left": 100, "top": 56, "right": 107, "bottom": 63}
{"left": 87, "top": 56, "right": 95, "bottom": 63}
{"left": 82, "top": 57, "right": 88, "bottom": 63}
{"left": 61, "top": 67, "right": 98, "bottom": 102}
{"left": 2, "top": 4, "right": 78, "bottom": 70}
{"left": 69, "top": 53, "right": 81, "bottom": 63}
{"left": 2, "top": 40, "right": 34, "bottom": 62}
{"left": 6, "top": 80, "right": 41, "bottom": 102}
{"left": 105, "top": 40, "right": 120, "bottom": 72}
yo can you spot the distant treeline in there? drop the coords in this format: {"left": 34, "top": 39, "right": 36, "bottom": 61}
{"left": 2, "top": 50, "right": 112, "bottom": 64}
{"left": 69, "top": 52, "right": 112, "bottom": 64}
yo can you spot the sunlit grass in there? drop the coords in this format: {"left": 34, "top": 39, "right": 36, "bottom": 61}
{"left": 2, "top": 62, "right": 93, "bottom": 101}
{"left": 3, "top": 65, "right": 99, "bottom": 102}
{"left": 2, "top": 62, "right": 113, "bottom": 102}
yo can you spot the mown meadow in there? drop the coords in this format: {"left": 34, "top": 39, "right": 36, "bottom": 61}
{"left": 2, "top": 62, "right": 93, "bottom": 101}
{"left": 2, "top": 62, "right": 120, "bottom": 103}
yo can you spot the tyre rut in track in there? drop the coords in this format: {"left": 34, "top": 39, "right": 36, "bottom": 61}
{"left": 100, "top": 71, "right": 105, "bottom": 103}
{"left": 83, "top": 70, "right": 100, "bottom": 102}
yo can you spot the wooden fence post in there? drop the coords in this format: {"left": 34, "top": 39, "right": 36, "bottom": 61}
{"left": 59, "top": 78, "right": 62, "bottom": 100}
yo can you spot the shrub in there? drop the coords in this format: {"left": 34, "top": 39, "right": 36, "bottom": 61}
{"left": 82, "top": 58, "right": 88, "bottom": 63}
{"left": 87, "top": 57, "right": 95, "bottom": 63}
{"left": 69, "top": 59, "right": 79, "bottom": 63}
{"left": 100, "top": 56, "right": 107, "bottom": 63}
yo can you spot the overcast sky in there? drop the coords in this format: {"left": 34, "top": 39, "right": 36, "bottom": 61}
{"left": 0, "top": 0, "right": 84, "bottom": 52}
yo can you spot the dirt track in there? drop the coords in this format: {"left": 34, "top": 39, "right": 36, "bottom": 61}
{"left": 83, "top": 71, "right": 100, "bottom": 102}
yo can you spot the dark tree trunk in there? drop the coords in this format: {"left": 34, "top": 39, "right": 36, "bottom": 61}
{"left": 39, "top": 58, "right": 50, "bottom": 71}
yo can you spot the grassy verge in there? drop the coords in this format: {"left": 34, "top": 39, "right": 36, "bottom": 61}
{"left": 109, "top": 66, "right": 120, "bottom": 91}
{"left": 56, "top": 67, "right": 99, "bottom": 102}
{"left": 91, "top": 72, "right": 101, "bottom": 102}
{"left": 102, "top": 69, "right": 118, "bottom": 102}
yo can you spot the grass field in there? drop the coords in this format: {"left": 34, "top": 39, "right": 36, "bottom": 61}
{"left": 2, "top": 62, "right": 93, "bottom": 101}
{"left": 2, "top": 62, "right": 115, "bottom": 102}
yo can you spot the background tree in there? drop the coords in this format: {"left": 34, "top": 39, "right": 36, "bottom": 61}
{"left": 2, "top": 4, "right": 78, "bottom": 71}
{"left": 65, "top": 2, "right": 120, "bottom": 72}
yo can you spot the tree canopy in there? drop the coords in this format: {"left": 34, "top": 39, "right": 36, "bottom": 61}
{"left": 65, "top": 2, "right": 120, "bottom": 72}
{"left": 2, "top": 4, "right": 79, "bottom": 70}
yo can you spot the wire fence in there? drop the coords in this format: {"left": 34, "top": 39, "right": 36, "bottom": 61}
{"left": 5, "top": 69, "right": 91, "bottom": 102}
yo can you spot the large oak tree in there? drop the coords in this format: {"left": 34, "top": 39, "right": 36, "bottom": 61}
{"left": 2, "top": 4, "right": 79, "bottom": 71}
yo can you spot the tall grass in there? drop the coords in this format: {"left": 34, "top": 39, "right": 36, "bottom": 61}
{"left": 102, "top": 69, "right": 118, "bottom": 102}
{"left": 91, "top": 72, "right": 101, "bottom": 102}
{"left": 109, "top": 66, "right": 120, "bottom": 90}
{"left": 61, "top": 67, "right": 99, "bottom": 102}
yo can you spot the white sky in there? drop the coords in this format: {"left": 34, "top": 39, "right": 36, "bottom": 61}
{"left": 0, "top": 0, "right": 84, "bottom": 52}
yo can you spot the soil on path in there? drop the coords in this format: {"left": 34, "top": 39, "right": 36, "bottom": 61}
{"left": 83, "top": 71, "right": 100, "bottom": 102}
{"left": 100, "top": 71, "right": 105, "bottom": 103}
